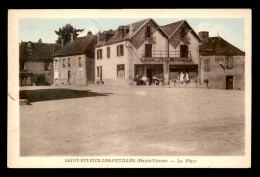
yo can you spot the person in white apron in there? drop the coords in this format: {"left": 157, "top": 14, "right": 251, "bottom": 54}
{"left": 180, "top": 72, "right": 184, "bottom": 84}
{"left": 185, "top": 72, "right": 189, "bottom": 83}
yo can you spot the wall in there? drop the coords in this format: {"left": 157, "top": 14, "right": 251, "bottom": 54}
{"left": 24, "top": 60, "right": 53, "bottom": 84}
{"left": 95, "top": 41, "right": 129, "bottom": 85}
{"left": 200, "top": 56, "right": 245, "bottom": 90}
{"left": 53, "top": 54, "right": 87, "bottom": 85}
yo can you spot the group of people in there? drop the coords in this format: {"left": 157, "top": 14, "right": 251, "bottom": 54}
{"left": 135, "top": 74, "right": 148, "bottom": 85}
{"left": 179, "top": 71, "right": 189, "bottom": 84}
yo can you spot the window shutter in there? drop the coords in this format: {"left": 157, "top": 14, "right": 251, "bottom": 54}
{"left": 117, "top": 45, "right": 119, "bottom": 56}
{"left": 120, "top": 45, "right": 124, "bottom": 56}
{"left": 97, "top": 50, "right": 99, "bottom": 59}
{"left": 100, "top": 49, "right": 102, "bottom": 59}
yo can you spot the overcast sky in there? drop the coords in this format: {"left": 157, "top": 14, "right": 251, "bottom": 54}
{"left": 19, "top": 18, "right": 245, "bottom": 51}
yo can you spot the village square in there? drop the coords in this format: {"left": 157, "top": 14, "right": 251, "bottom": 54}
{"left": 18, "top": 17, "right": 246, "bottom": 156}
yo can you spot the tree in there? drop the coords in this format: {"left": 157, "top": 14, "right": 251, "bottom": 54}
{"left": 55, "top": 24, "right": 84, "bottom": 45}
{"left": 38, "top": 38, "right": 42, "bottom": 43}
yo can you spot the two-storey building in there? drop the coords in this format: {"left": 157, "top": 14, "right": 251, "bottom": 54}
{"left": 95, "top": 18, "right": 201, "bottom": 85}
{"left": 199, "top": 31, "right": 245, "bottom": 90}
{"left": 53, "top": 32, "right": 97, "bottom": 85}
{"left": 19, "top": 41, "right": 61, "bottom": 86}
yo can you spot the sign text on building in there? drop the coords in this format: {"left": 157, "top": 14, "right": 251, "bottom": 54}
{"left": 141, "top": 57, "right": 192, "bottom": 62}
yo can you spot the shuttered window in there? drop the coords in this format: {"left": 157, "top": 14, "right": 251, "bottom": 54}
{"left": 107, "top": 47, "right": 110, "bottom": 58}
{"left": 117, "top": 44, "right": 124, "bottom": 57}
{"left": 204, "top": 59, "right": 210, "bottom": 72}
{"left": 145, "top": 26, "right": 151, "bottom": 38}
{"left": 226, "top": 57, "right": 234, "bottom": 69}
{"left": 117, "top": 64, "right": 125, "bottom": 78}
{"left": 97, "top": 49, "right": 102, "bottom": 59}
{"left": 145, "top": 44, "right": 152, "bottom": 57}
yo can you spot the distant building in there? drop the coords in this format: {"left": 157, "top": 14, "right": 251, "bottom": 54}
{"left": 53, "top": 32, "right": 99, "bottom": 85}
{"left": 199, "top": 31, "right": 245, "bottom": 90}
{"left": 95, "top": 18, "right": 201, "bottom": 85}
{"left": 19, "top": 41, "right": 61, "bottom": 86}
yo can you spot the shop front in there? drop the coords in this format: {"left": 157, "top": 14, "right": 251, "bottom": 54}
{"left": 135, "top": 56, "right": 198, "bottom": 85}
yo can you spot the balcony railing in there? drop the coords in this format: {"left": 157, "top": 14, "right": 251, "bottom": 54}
{"left": 148, "top": 50, "right": 191, "bottom": 58}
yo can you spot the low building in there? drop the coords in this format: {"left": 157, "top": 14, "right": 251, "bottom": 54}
{"left": 95, "top": 18, "right": 201, "bottom": 85}
{"left": 53, "top": 32, "right": 99, "bottom": 85}
{"left": 19, "top": 41, "right": 61, "bottom": 86}
{"left": 199, "top": 31, "right": 245, "bottom": 90}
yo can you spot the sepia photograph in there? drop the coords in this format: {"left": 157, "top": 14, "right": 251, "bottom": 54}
{"left": 8, "top": 9, "right": 251, "bottom": 168}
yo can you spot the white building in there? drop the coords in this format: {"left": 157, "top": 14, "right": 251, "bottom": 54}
{"left": 95, "top": 18, "right": 201, "bottom": 85}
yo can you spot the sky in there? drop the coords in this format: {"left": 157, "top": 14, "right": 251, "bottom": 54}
{"left": 19, "top": 18, "right": 245, "bottom": 51}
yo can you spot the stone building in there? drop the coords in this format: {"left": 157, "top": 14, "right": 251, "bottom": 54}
{"left": 95, "top": 18, "right": 201, "bottom": 85}
{"left": 53, "top": 32, "right": 99, "bottom": 85}
{"left": 199, "top": 31, "right": 245, "bottom": 90}
{"left": 19, "top": 41, "right": 61, "bottom": 86}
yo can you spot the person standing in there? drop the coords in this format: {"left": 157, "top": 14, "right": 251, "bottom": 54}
{"left": 180, "top": 72, "right": 184, "bottom": 84}
{"left": 185, "top": 72, "right": 189, "bottom": 83}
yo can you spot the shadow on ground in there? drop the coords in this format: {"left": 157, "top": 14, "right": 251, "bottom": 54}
{"left": 20, "top": 89, "right": 112, "bottom": 103}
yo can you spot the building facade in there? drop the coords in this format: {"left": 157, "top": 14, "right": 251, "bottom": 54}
{"left": 95, "top": 19, "right": 201, "bottom": 85}
{"left": 199, "top": 31, "right": 245, "bottom": 90}
{"left": 19, "top": 41, "right": 61, "bottom": 86}
{"left": 53, "top": 32, "right": 98, "bottom": 85}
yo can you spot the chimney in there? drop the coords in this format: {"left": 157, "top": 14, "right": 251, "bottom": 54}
{"left": 97, "top": 31, "right": 101, "bottom": 43}
{"left": 129, "top": 24, "right": 134, "bottom": 36}
{"left": 87, "top": 31, "right": 92, "bottom": 35}
{"left": 199, "top": 31, "right": 209, "bottom": 42}
{"left": 28, "top": 41, "right": 31, "bottom": 48}
{"left": 70, "top": 33, "right": 74, "bottom": 42}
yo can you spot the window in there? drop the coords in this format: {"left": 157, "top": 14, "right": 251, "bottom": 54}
{"left": 180, "top": 28, "right": 186, "bottom": 38}
{"left": 97, "top": 49, "right": 102, "bottom": 59}
{"left": 117, "top": 44, "right": 124, "bottom": 57}
{"left": 145, "top": 44, "right": 152, "bottom": 57}
{"left": 63, "top": 59, "right": 65, "bottom": 68}
{"left": 145, "top": 26, "right": 151, "bottom": 38}
{"left": 45, "top": 62, "right": 51, "bottom": 71}
{"left": 78, "top": 57, "right": 82, "bottom": 66}
{"left": 117, "top": 64, "right": 125, "bottom": 78}
{"left": 68, "top": 58, "right": 71, "bottom": 67}
{"left": 54, "top": 60, "right": 58, "bottom": 67}
{"left": 97, "top": 66, "right": 100, "bottom": 77}
{"left": 204, "top": 59, "right": 210, "bottom": 72}
{"left": 180, "top": 45, "right": 188, "bottom": 58}
{"left": 107, "top": 47, "right": 110, "bottom": 58}
{"left": 227, "top": 57, "right": 234, "bottom": 69}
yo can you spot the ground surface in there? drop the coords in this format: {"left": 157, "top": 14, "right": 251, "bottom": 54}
{"left": 19, "top": 85, "right": 245, "bottom": 156}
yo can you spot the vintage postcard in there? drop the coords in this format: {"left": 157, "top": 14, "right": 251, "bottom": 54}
{"left": 8, "top": 9, "right": 251, "bottom": 168}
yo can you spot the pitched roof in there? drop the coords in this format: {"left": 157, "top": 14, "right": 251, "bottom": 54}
{"left": 54, "top": 34, "right": 97, "bottom": 56}
{"left": 160, "top": 20, "right": 201, "bottom": 41}
{"left": 104, "top": 18, "right": 150, "bottom": 45}
{"left": 19, "top": 42, "right": 61, "bottom": 61}
{"left": 160, "top": 20, "right": 184, "bottom": 37}
{"left": 199, "top": 37, "right": 245, "bottom": 56}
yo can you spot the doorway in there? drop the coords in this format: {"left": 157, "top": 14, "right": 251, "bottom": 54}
{"left": 226, "top": 76, "right": 233, "bottom": 90}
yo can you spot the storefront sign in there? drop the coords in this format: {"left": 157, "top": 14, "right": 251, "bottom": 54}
{"left": 141, "top": 57, "right": 192, "bottom": 62}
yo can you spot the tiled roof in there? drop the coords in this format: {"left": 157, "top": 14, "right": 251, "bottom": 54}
{"left": 200, "top": 37, "right": 245, "bottom": 56}
{"left": 19, "top": 42, "right": 61, "bottom": 61}
{"left": 160, "top": 20, "right": 184, "bottom": 37}
{"left": 54, "top": 34, "right": 97, "bottom": 56}
{"left": 104, "top": 18, "right": 151, "bottom": 45}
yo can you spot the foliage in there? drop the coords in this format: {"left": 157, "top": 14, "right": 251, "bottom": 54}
{"left": 31, "top": 74, "right": 49, "bottom": 86}
{"left": 55, "top": 24, "right": 84, "bottom": 45}
{"left": 38, "top": 38, "right": 42, "bottom": 43}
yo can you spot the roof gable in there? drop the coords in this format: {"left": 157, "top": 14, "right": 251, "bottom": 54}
{"left": 104, "top": 18, "right": 168, "bottom": 46}
{"left": 161, "top": 20, "right": 201, "bottom": 42}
